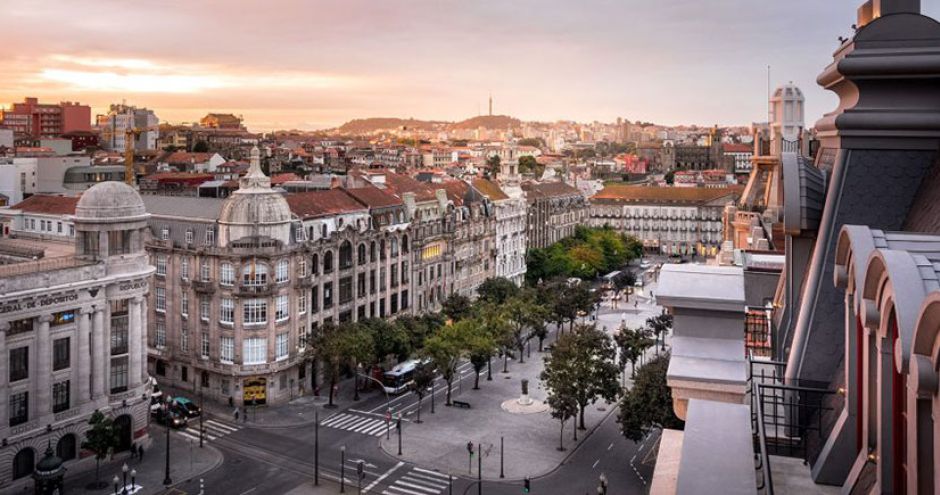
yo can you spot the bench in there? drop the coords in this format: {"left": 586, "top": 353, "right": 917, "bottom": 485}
{"left": 451, "top": 400, "right": 471, "bottom": 409}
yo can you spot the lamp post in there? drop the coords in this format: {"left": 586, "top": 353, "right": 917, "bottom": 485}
{"left": 113, "top": 475, "right": 119, "bottom": 495}
{"left": 121, "top": 463, "right": 129, "bottom": 495}
{"left": 354, "top": 363, "right": 362, "bottom": 401}
{"left": 199, "top": 379, "right": 204, "bottom": 448}
{"left": 597, "top": 473, "right": 608, "bottom": 495}
{"left": 314, "top": 408, "right": 319, "bottom": 486}
{"left": 130, "top": 469, "right": 136, "bottom": 492}
{"left": 163, "top": 398, "right": 172, "bottom": 486}
{"left": 340, "top": 446, "right": 346, "bottom": 494}
{"left": 430, "top": 377, "right": 436, "bottom": 414}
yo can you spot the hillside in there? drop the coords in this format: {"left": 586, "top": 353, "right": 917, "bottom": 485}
{"left": 337, "top": 118, "right": 444, "bottom": 135}
{"left": 451, "top": 115, "right": 521, "bottom": 130}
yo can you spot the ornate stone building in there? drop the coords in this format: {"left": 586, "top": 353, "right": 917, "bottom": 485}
{"left": 521, "top": 181, "right": 588, "bottom": 250}
{"left": 0, "top": 182, "right": 153, "bottom": 487}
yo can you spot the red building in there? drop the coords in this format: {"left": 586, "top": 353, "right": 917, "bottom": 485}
{"left": 0, "top": 97, "right": 92, "bottom": 139}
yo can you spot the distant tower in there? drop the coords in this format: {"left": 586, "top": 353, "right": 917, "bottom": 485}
{"left": 488, "top": 93, "right": 493, "bottom": 116}
{"left": 770, "top": 82, "right": 805, "bottom": 143}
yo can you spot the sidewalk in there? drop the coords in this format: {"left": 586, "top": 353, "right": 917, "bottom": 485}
{"left": 60, "top": 427, "right": 223, "bottom": 495}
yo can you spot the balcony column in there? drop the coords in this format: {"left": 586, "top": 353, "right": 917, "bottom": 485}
{"left": 36, "top": 315, "right": 53, "bottom": 418}
{"left": 129, "top": 296, "right": 143, "bottom": 389}
{"left": 91, "top": 306, "right": 106, "bottom": 400}
{"left": 0, "top": 323, "right": 8, "bottom": 427}
{"left": 139, "top": 297, "right": 148, "bottom": 386}
{"left": 77, "top": 307, "right": 93, "bottom": 403}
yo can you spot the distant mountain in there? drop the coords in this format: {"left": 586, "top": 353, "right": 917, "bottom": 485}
{"left": 336, "top": 118, "right": 444, "bottom": 135}
{"left": 451, "top": 115, "right": 521, "bottom": 130}
{"left": 334, "top": 115, "right": 522, "bottom": 135}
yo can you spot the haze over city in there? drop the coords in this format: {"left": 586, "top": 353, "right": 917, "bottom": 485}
{"left": 5, "top": 1, "right": 936, "bottom": 131}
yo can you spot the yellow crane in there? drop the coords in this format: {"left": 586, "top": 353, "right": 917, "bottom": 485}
{"left": 123, "top": 126, "right": 160, "bottom": 185}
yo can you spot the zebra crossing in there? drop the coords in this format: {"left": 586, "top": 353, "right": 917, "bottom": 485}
{"left": 321, "top": 412, "right": 390, "bottom": 437}
{"left": 380, "top": 467, "right": 451, "bottom": 495}
{"left": 176, "top": 418, "right": 241, "bottom": 443}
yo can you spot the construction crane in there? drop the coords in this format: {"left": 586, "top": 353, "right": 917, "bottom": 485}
{"left": 123, "top": 126, "right": 160, "bottom": 185}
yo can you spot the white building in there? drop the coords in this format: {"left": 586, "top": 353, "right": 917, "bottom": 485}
{"left": 770, "top": 82, "right": 805, "bottom": 143}
{"left": 0, "top": 129, "right": 13, "bottom": 150}
{"left": 0, "top": 182, "right": 154, "bottom": 487}
{"left": 0, "top": 195, "right": 78, "bottom": 240}
{"left": 0, "top": 158, "right": 37, "bottom": 206}
{"left": 97, "top": 104, "right": 160, "bottom": 151}
{"left": 471, "top": 179, "right": 527, "bottom": 286}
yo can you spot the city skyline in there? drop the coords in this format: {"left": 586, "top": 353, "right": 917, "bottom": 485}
{"left": 6, "top": 1, "right": 936, "bottom": 132}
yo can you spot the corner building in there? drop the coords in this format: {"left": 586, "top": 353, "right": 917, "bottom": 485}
{"left": 0, "top": 182, "right": 153, "bottom": 487}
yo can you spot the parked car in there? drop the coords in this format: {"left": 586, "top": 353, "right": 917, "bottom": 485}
{"left": 151, "top": 406, "right": 188, "bottom": 428}
{"left": 171, "top": 397, "right": 202, "bottom": 418}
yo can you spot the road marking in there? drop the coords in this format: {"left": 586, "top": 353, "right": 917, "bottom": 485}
{"left": 592, "top": 459, "right": 600, "bottom": 469}
{"left": 607, "top": 442, "right": 614, "bottom": 451}
{"left": 394, "top": 480, "right": 440, "bottom": 493}
{"left": 402, "top": 474, "right": 448, "bottom": 487}
{"left": 239, "top": 488, "right": 256, "bottom": 495}
{"left": 412, "top": 468, "right": 450, "bottom": 479}
{"left": 405, "top": 472, "right": 449, "bottom": 485}
{"left": 364, "top": 461, "right": 404, "bottom": 494}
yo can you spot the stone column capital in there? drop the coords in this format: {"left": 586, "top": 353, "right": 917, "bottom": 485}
{"left": 79, "top": 306, "right": 96, "bottom": 315}
{"left": 132, "top": 295, "right": 145, "bottom": 305}
{"left": 38, "top": 314, "right": 54, "bottom": 324}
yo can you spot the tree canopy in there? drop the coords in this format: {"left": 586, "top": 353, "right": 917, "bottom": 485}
{"left": 526, "top": 226, "right": 643, "bottom": 284}
{"left": 618, "top": 353, "right": 684, "bottom": 442}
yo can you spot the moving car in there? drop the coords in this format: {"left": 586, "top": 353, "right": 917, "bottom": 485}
{"left": 170, "top": 397, "right": 202, "bottom": 418}
{"left": 151, "top": 406, "right": 188, "bottom": 428}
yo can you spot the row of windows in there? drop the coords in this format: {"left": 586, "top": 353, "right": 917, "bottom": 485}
{"left": 9, "top": 338, "right": 72, "bottom": 383}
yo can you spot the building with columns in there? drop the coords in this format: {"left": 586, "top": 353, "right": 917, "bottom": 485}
{"left": 0, "top": 181, "right": 153, "bottom": 487}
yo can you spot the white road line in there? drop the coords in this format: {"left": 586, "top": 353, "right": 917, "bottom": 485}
{"left": 340, "top": 417, "right": 370, "bottom": 430}
{"left": 393, "top": 480, "right": 440, "bottom": 493}
{"left": 177, "top": 431, "right": 199, "bottom": 442}
{"left": 327, "top": 415, "right": 362, "bottom": 429}
{"left": 592, "top": 459, "right": 600, "bottom": 469}
{"left": 373, "top": 426, "right": 389, "bottom": 437}
{"left": 362, "top": 423, "right": 387, "bottom": 435}
{"left": 384, "top": 486, "right": 428, "bottom": 495}
{"left": 400, "top": 475, "right": 447, "bottom": 488}
{"left": 322, "top": 413, "right": 355, "bottom": 427}
{"left": 206, "top": 419, "right": 239, "bottom": 432}
{"left": 411, "top": 467, "right": 450, "bottom": 479}
{"left": 403, "top": 472, "right": 448, "bottom": 486}
{"left": 352, "top": 420, "right": 382, "bottom": 433}
{"left": 363, "top": 461, "right": 404, "bottom": 493}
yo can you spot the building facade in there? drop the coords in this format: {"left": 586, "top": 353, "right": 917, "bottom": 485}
{"left": 473, "top": 179, "right": 527, "bottom": 286}
{"left": 97, "top": 104, "right": 159, "bottom": 151}
{"left": 0, "top": 98, "right": 91, "bottom": 141}
{"left": 0, "top": 182, "right": 153, "bottom": 487}
{"left": 589, "top": 185, "right": 737, "bottom": 256}
{"left": 522, "top": 181, "right": 588, "bottom": 250}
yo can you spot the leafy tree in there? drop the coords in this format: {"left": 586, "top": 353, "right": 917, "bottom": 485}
{"left": 485, "top": 154, "right": 501, "bottom": 179}
{"left": 518, "top": 155, "right": 543, "bottom": 177}
{"left": 82, "top": 410, "right": 117, "bottom": 488}
{"left": 476, "top": 277, "right": 520, "bottom": 305}
{"left": 612, "top": 271, "right": 637, "bottom": 291}
{"left": 646, "top": 311, "right": 673, "bottom": 351}
{"left": 192, "top": 140, "right": 209, "bottom": 152}
{"left": 549, "top": 281, "right": 600, "bottom": 331}
{"left": 542, "top": 357, "right": 579, "bottom": 451}
{"left": 618, "top": 353, "right": 684, "bottom": 442}
{"left": 614, "top": 326, "right": 654, "bottom": 384}
{"left": 312, "top": 322, "right": 375, "bottom": 407}
{"left": 543, "top": 325, "right": 620, "bottom": 430}
{"left": 422, "top": 322, "right": 468, "bottom": 405}
{"left": 464, "top": 318, "right": 498, "bottom": 390}
{"left": 397, "top": 314, "right": 443, "bottom": 353}
{"left": 360, "top": 318, "right": 411, "bottom": 366}
{"left": 501, "top": 290, "right": 550, "bottom": 364}
{"left": 442, "top": 294, "right": 473, "bottom": 322}
{"left": 517, "top": 137, "right": 545, "bottom": 148}
{"left": 411, "top": 365, "right": 435, "bottom": 423}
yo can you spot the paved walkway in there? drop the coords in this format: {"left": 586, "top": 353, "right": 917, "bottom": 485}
{"left": 55, "top": 427, "right": 223, "bottom": 495}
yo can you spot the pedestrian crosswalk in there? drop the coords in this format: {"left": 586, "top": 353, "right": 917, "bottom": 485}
{"left": 321, "top": 412, "right": 390, "bottom": 437}
{"left": 176, "top": 418, "right": 241, "bottom": 443}
{"left": 381, "top": 467, "right": 451, "bottom": 495}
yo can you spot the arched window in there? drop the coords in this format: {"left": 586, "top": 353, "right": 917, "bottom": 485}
{"left": 358, "top": 244, "right": 367, "bottom": 265}
{"left": 312, "top": 254, "right": 319, "bottom": 275}
{"left": 380, "top": 240, "right": 386, "bottom": 261}
{"left": 241, "top": 262, "right": 268, "bottom": 286}
{"left": 323, "top": 251, "right": 334, "bottom": 274}
{"left": 339, "top": 242, "right": 353, "bottom": 270}
{"left": 12, "top": 448, "right": 34, "bottom": 480}
{"left": 57, "top": 433, "right": 77, "bottom": 461}
{"left": 276, "top": 259, "right": 290, "bottom": 283}
{"left": 390, "top": 238, "right": 399, "bottom": 257}
{"left": 370, "top": 241, "right": 377, "bottom": 262}
{"left": 402, "top": 235, "right": 409, "bottom": 252}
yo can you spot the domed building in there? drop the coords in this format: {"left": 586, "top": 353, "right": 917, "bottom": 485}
{"left": 0, "top": 181, "right": 153, "bottom": 488}
{"left": 218, "top": 147, "right": 293, "bottom": 247}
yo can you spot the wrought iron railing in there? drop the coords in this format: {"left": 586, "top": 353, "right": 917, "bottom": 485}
{"left": 745, "top": 309, "right": 774, "bottom": 359}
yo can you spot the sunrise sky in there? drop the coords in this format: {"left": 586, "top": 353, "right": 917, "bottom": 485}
{"left": 3, "top": 1, "right": 938, "bottom": 131}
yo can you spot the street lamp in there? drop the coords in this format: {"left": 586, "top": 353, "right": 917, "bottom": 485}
{"left": 122, "top": 463, "right": 129, "bottom": 495}
{"left": 113, "top": 475, "right": 120, "bottom": 495}
{"left": 163, "top": 398, "right": 172, "bottom": 486}
{"left": 597, "top": 473, "right": 608, "bottom": 495}
{"left": 354, "top": 363, "right": 362, "bottom": 401}
{"left": 340, "top": 446, "right": 347, "bottom": 493}
{"left": 130, "top": 469, "right": 137, "bottom": 491}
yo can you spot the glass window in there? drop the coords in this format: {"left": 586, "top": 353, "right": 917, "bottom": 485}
{"left": 8, "top": 318, "right": 33, "bottom": 336}
{"left": 155, "top": 321, "right": 166, "bottom": 348}
{"left": 205, "top": 229, "right": 215, "bottom": 246}
{"left": 323, "top": 251, "right": 333, "bottom": 274}
{"left": 243, "top": 299, "right": 267, "bottom": 325}
{"left": 161, "top": 226, "right": 169, "bottom": 241}
{"left": 181, "top": 292, "right": 189, "bottom": 317}
{"left": 200, "top": 260, "right": 210, "bottom": 281}
{"left": 53, "top": 337, "right": 70, "bottom": 371}
{"left": 357, "top": 273, "right": 366, "bottom": 298}
{"left": 180, "top": 327, "right": 189, "bottom": 353}
{"left": 201, "top": 332, "right": 209, "bottom": 358}
{"left": 9, "top": 347, "right": 28, "bottom": 382}
{"left": 276, "top": 260, "right": 289, "bottom": 283}
{"left": 323, "top": 282, "right": 333, "bottom": 308}
{"left": 220, "top": 336, "right": 234, "bottom": 363}
{"left": 242, "top": 263, "right": 268, "bottom": 286}
{"left": 109, "top": 356, "right": 128, "bottom": 393}
{"left": 220, "top": 298, "right": 234, "bottom": 324}
{"left": 276, "top": 333, "right": 288, "bottom": 361}
{"left": 110, "top": 301, "right": 128, "bottom": 355}
{"left": 220, "top": 263, "right": 235, "bottom": 286}
{"left": 200, "top": 297, "right": 210, "bottom": 321}
{"left": 51, "top": 310, "right": 75, "bottom": 326}
{"left": 185, "top": 229, "right": 194, "bottom": 244}
{"left": 243, "top": 338, "right": 266, "bottom": 365}
{"left": 155, "top": 287, "right": 166, "bottom": 312}
{"left": 180, "top": 257, "right": 189, "bottom": 280}
{"left": 9, "top": 391, "right": 28, "bottom": 426}
{"left": 339, "top": 242, "right": 352, "bottom": 269}
{"left": 339, "top": 277, "right": 352, "bottom": 304}
{"left": 299, "top": 258, "right": 307, "bottom": 277}
{"left": 53, "top": 380, "right": 70, "bottom": 413}
{"left": 109, "top": 230, "right": 131, "bottom": 255}
{"left": 275, "top": 294, "right": 289, "bottom": 322}
{"left": 311, "top": 286, "right": 319, "bottom": 312}
{"left": 357, "top": 244, "right": 366, "bottom": 264}
{"left": 298, "top": 293, "right": 307, "bottom": 314}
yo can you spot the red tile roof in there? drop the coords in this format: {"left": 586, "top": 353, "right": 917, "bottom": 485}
{"left": 381, "top": 173, "right": 438, "bottom": 202}
{"left": 271, "top": 173, "right": 302, "bottom": 185}
{"left": 722, "top": 144, "right": 752, "bottom": 153}
{"left": 592, "top": 185, "right": 742, "bottom": 204}
{"left": 472, "top": 179, "right": 509, "bottom": 201}
{"left": 10, "top": 195, "right": 79, "bottom": 215}
{"left": 286, "top": 189, "right": 368, "bottom": 218}
{"left": 439, "top": 180, "right": 470, "bottom": 206}
{"left": 344, "top": 186, "right": 403, "bottom": 209}
{"left": 163, "top": 152, "right": 213, "bottom": 164}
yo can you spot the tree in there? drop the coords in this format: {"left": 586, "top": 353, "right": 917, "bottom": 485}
{"left": 618, "top": 353, "right": 684, "bottom": 442}
{"left": 542, "top": 359, "right": 579, "bottom": 451}
{"left": 517, "top": 137, "right": 545, "bottom": 149}
{"left": 82, "top": 410, "right": 117, "bottom": 488}
{"left": 542, "top": 325, "right": 620, "bottom": 430}
{"left": 312, "top": 323, "right": 375, "bottom": 407}
{"left": 550, "top": 282, "right": 599, "bottom": 331}
{"left": 614, "top": 326, "right": 654, "bottom": 384}
{"left": 501, "top": 290, "right": 550, "bottom": 364}
{"left": 360, "top": 318, "right": 411, "bottom": 367}
{"left": 476, "top": 277, "right": 520, "bottom": 305}
{"left": 464, "top": 318, "right": 498, "bottom": 390}
{"left": 486, "top": 154, "right": 501, "bottom": 179}
{"left": 411, "top": 365, "right": 435, "bottom": 423}
{"left": 518, "top": 155, "right": 543, "bottom": 177}
{"left": 646, "top": 311, "right": 673, "bottom": 351}
{"left": 422, "top": 322, "right": 467, "bottom": 405}
{"left": 441, "top": 294, "right": 473, "bottom": 323}
{"left": 192, "top": 140, "right": 209, "bottom": 152}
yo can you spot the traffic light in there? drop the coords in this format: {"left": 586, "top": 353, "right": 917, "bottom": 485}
{"left": 523, "top": 477, "right": 530, "bottom": 493}
{"left": 467, "top": 441, "right": 474, "bottom": 456}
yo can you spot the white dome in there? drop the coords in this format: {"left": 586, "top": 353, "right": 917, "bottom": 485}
{"left": 76, "top": 181, "right": 147, "bottom": 220}
{"left": 217, "top": 146, "right": 293, "bottom": 246}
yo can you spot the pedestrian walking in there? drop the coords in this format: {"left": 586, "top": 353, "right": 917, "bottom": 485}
{"left": 130, "top": 443, "right": 137, "bottom": 460}
{"left": 138, "top": 444, "right": 144, "bottom": 462}
{"left": 234, "top": 407, "right": 239, "bottom": 422}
